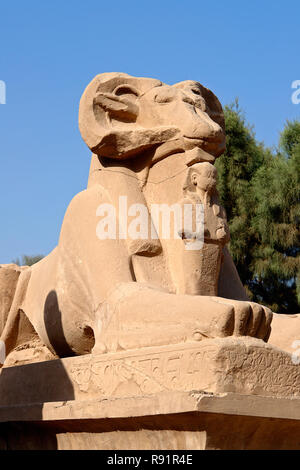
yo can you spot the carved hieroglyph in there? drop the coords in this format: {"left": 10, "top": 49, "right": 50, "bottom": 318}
{"left": 1, "top": 337, "right": 300, "bottom": 407}
{"left": 1, "top": 71, "right": 293, "bottom": 369}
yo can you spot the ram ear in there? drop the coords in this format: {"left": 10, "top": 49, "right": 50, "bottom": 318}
{"left": 94, "top": 84, "right": 139, "bottom": 122}
{"left": 79, "top": 74, "right": 141, "bottom": 156}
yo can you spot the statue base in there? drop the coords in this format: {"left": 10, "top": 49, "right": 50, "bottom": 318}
{"left": 1, "top": 337, "right": 300, "bottom": 449}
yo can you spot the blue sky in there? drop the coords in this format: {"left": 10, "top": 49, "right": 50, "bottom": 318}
{"left": 0, "top": 0, "right": 299, "bottom": 263}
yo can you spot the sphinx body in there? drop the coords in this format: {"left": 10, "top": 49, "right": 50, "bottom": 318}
{"left": 0, "top": 73, "right": 274, "bottom": 366}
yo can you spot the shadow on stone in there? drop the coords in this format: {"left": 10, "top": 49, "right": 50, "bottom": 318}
{"left": 44, "top": 290, "right": 75, "bottom": 358}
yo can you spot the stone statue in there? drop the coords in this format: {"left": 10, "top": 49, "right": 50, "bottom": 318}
{"left": 0, "top": 71, "right": 291, "bottom": 367}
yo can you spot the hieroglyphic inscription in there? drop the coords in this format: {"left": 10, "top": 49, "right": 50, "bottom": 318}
{"left": 69, "top": 343, "right": 216, "bottom": 397}
{"left": 68, "top": 339, "right": 300, "bottom": 400}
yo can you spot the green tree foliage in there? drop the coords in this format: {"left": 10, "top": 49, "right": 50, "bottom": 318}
{"left": 12, "top": 254, "right": 44, "bottom": 267}
{"left": 215, "top": 101, "right": 268, "bottom": 298}
{"left": 280, "top": 120, "right": 300, "bottom": 157}
{"left": 216, "top": 106, "right": 300, "bottom": 313}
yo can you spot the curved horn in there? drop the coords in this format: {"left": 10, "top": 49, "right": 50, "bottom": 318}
{"left": 79, "top": 72, "right": 176, "bottom": 159}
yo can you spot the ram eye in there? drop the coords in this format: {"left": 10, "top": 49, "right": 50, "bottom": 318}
{"left": 153, "top": 89, "right": 175, "bottom": 103}
{"left": 190, "top": 87, "right": 202, "bottom": 96}
{"left": 113, "top": 85, "right": 139, "bottom": 98}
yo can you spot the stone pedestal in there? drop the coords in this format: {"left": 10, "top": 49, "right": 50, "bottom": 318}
{"left": 1, "top": 337, "right": 300, "bottom": 450}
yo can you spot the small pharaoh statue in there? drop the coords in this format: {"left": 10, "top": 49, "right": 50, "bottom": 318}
{"left": 179, "top": 162, "right": 230, "bottom": 296}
